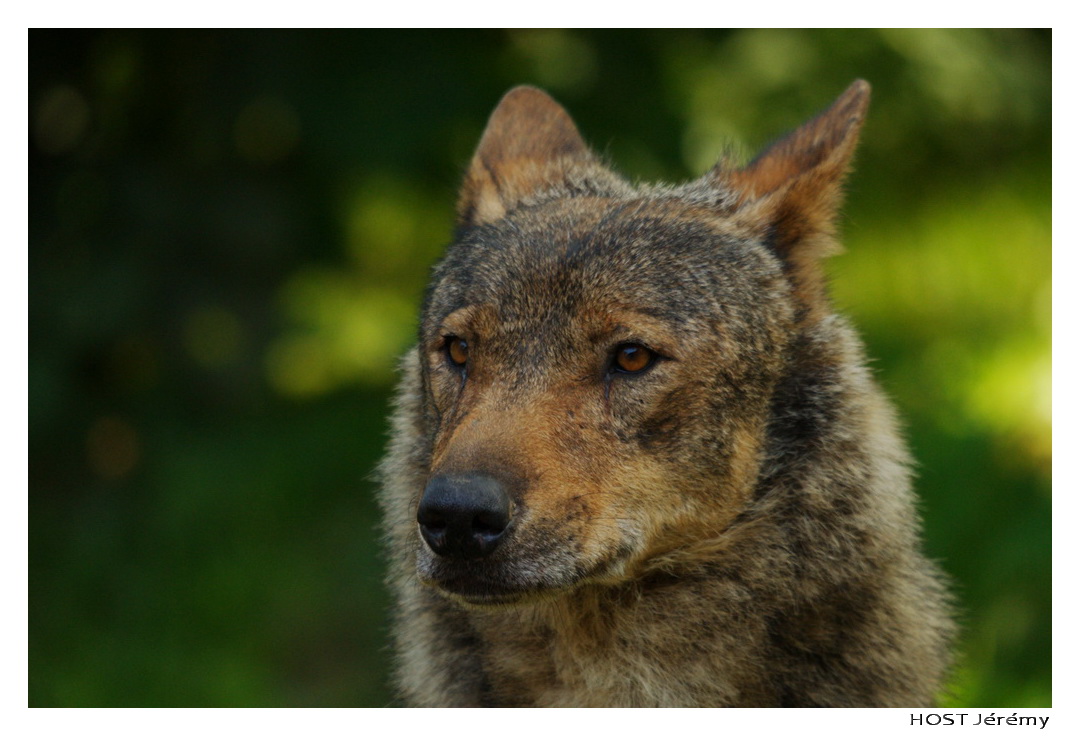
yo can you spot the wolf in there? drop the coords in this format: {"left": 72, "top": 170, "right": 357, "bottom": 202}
{"left": 377, "top": 81, "right": 955, "bottom": 707}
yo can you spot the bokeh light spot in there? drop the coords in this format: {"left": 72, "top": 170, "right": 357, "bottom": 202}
{"left": 265, "top": 335, "right": 333, "bottom": 398}
{"left": 86, "top": 416, "right": 140, "bottom": 481}
{"left": 509, "top": 30, "right": 597, "bottom": 93}
{"left": 34, "top": 84, "right": 91, "bottom": 155}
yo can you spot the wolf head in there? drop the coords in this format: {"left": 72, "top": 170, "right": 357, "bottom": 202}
{"left": 410, "top": 82, "right": 870, "bottom": 605}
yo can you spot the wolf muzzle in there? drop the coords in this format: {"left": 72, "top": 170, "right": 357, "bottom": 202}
{"left": 417, "top": 474, "right": 512, "bottom": 559}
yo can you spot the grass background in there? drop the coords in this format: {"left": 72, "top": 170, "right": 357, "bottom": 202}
{"left": 29, "top": 29, "right": 1050, "bottom": 707}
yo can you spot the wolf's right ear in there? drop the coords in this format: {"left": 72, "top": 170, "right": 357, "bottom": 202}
{"left": 457, "top": 87, "right": 602, "bottom": 228}
{"left": 718, "top": 80, "right": 871, "bottom": 318}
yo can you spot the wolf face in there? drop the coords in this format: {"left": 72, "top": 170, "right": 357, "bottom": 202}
{"left": 410, "top": 84, "right": 869, "bottom": 606}
{"left": 382, "top": 82, "right": 953, "bottom": 707}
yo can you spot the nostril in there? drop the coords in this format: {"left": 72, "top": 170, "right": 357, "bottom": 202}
{"left": 472, "top": 510, "right": 507, "bottom": 535}
{"left": 416, "top": 506, "right": 447, "bottom": 530}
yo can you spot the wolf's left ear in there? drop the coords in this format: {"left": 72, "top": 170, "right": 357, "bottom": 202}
{"left": 720, "top": 80, "right": 870, "bottom": 312}
{"left": 457, "top": 86, "right": 612, "bottom": 228}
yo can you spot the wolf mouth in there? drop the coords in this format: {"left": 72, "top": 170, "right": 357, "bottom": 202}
{"left": 422, "top": 575, "right": 542, "bottom": 606}
{"left": 417, "top": 541, "right": 635, "bottom": 605}
{"left": 417, "top": 559, "right": 569, "bottom": 605}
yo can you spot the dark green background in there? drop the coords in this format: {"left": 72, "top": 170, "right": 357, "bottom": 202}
{"left": 29, "top": 29, "right": 1051, "bottom": 707}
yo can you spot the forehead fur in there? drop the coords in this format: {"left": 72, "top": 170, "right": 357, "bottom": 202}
{"left": 424, "top": 193, "right": 787, "bottom": 337}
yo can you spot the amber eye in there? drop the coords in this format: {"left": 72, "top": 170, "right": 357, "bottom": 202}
{"left": 612, "top": 343, "right": 655, "bottom": 374}
{"left": 445, "top": 336, "right": 469, "bottom": 367}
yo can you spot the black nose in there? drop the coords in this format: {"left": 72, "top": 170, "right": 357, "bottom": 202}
{"left": 417, "top": 474, "right": 512, "bottom": 559}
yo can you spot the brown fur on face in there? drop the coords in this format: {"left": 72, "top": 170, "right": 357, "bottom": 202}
{"left": 378, "top": 82, "right": 955, "bottom": 706}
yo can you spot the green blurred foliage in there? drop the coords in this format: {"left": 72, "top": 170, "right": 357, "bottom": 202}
{"left": 29, "top": 30, "right": 1050, "bottom": 707}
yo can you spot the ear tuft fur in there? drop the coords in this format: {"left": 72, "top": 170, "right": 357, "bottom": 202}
{"left": 720, "top": 80, "right": 871, "bottom": 318}
{"left": 727, "top": 79, "right": 870, "bottom": 203}
{"left": 457, "top": 87, "right": 600, "bottom": 228}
